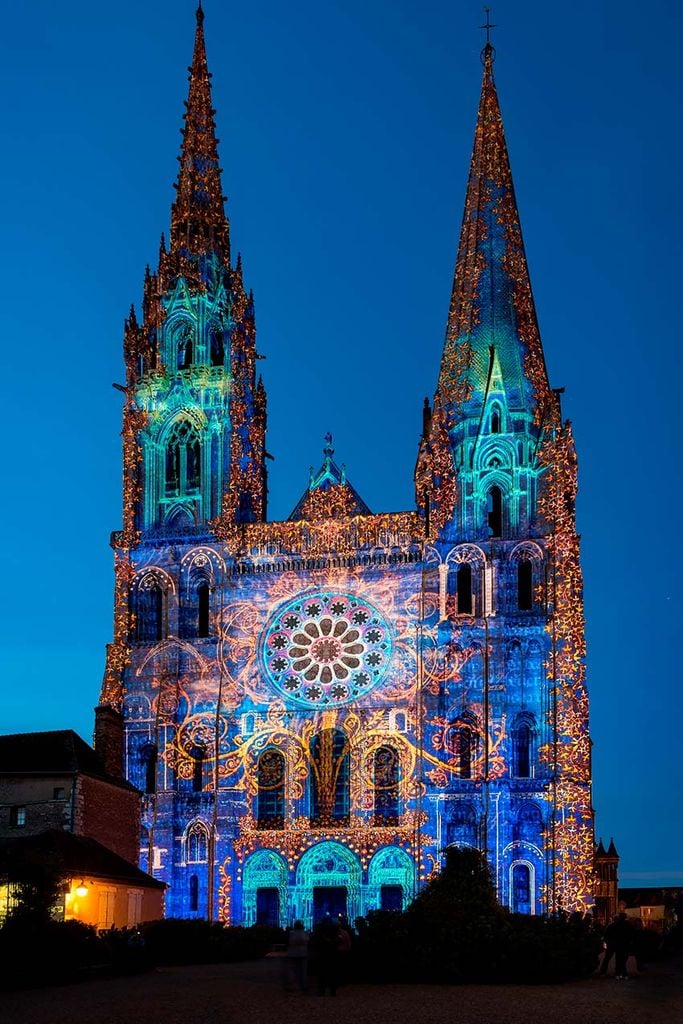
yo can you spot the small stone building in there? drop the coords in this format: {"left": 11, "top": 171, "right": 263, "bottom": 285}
{"left": 0, "top": 730, "right": 163, "bottom": 926}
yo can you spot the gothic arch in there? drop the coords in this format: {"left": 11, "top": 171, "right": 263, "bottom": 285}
{"left": 367, "top": 845, "right": 415, "bottom": 910}
{"left": 180, "top": 546, "right": 226, "bottom": 581}
{"left": 474, "top": 436, "right": 516, "bottom": 472}
{"left": 509, "top": 858, "right": 537, "bottom": 915}
{"left": 445, "top": 543, "right": 486, "bottom": 568}
{"left": 295, "top": 841, "right": 361, "bottom": 899}
{"left": 511, "top": 712, "right": 537, "bottom": 779}
{"left": 184, "top": 818, "right": 211, "bottom": 864}
{"left": 509, "top": 541, "right": 544, "bottom": 564}
{"left": 133, "top": 567, "right": 176, "bottom": 595}
{"left": 157, "top": 407, "right": 207, "bottom": 445}
{"left": 242, "top": 849, "right": 288, "bottom": 927}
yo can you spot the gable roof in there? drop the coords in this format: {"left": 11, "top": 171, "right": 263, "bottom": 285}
{"left": 0, "top": 730, "right": 137, "bottom": 791}
{"left": 0, "top": 830, "right": 165, "bottom": 889}
{"left": 289, "top": 435, "right": 371, "bottom": 521}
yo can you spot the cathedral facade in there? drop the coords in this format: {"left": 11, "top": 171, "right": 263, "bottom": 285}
{"left": 95, "top": 7, "right": 594, "bottom": 925}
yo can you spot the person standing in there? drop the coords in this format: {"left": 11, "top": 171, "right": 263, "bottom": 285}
{"left": 284, "top": 920, "right": 310, "bottom": 992}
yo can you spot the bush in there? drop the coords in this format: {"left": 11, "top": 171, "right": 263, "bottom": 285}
{"left": 356, "top": 848, "right": 602, "bottom": 985}
{"left": 140, "top": 919, "right": 283, "bottom": 966}
{"left": 0, "top": 918, "right": 104, "bottom": 989}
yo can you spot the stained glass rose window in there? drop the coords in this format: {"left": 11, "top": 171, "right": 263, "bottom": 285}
{"left": 261, "top": 592, "right": 392, "bottom": 707}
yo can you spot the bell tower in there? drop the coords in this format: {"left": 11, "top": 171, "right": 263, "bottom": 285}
{"left": 416, "top": 41, "right": 594, "bottom": 913}
{"left": 97, "top": 4, "right": 267, "bottom": 745}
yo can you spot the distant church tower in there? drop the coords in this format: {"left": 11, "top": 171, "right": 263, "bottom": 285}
{"left": 96, "top": 10, "right": 593, "bottom": 922}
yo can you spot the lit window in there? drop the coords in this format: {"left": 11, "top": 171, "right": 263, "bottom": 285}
{"left": 9, "top": 806, "right": 26, "bottom": 827}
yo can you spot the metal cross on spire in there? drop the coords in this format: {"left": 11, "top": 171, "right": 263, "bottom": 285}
{"left": 481, "top": 6, "right": 496, "bottom": 45}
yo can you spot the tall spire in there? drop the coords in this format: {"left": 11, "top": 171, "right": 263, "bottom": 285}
{"left": 437, "top": 43, "right": 551, "bottom": 422}
{"left": 170, "top": 4, "right": 230, "bottom": 264}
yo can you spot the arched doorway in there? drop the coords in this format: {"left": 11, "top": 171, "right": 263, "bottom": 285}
{"left": 367, "top": 846, "right": 415, "bottom": 912}
{"left": 295, "top": 841, "right": 361, "bottom": 927}
{"left": 242, "top": 849, "right": 288, "bottom": 927}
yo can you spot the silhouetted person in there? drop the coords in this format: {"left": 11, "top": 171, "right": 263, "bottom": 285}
{"left": 600, "top": 913, "right": 632, "bottom": 979}
{"left": 312, "top": 915, "right": 340, "bottom": 995}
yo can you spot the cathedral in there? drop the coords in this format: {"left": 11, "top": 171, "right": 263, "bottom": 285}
{"left": 94, "top": 6, "right": 594, "bottom": 925}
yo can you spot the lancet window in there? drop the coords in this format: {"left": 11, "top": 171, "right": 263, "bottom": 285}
{"left": 256, "top": 749, "right": 285, "bottom": 828}
{"left": 136, "top": 583, "right": 164, "bottom": 643}
{"left": 186, "top": 821, "right": 210, "bottom": 863}
{"left": 373, "top": 745, "right": 400, "bottom": 824}
{"left": 310, "top": 730, "right": 349, "bottom": 826}
{"left": 165, "top": 420, "right": 201, "bottom": 497}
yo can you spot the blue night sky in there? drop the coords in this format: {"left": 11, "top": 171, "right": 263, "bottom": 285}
{"left": 0, "top": 0, "right": 680, "bottom": 885}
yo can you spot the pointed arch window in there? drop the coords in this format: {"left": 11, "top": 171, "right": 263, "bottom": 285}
{"left": 373, "top": 745, "right": 400, "bottom": 824}
{"left": 137, "top": 583, "right": 164, "bottom": 643}
{"left": 187, "top": 821, "right": 209, "bottom": 864}
{"left": 491, "top": 408, "right": 501, "bottom": 433}
{"left": 197, "top": 581, "right": 210, "bottom": 637}
{"left": 512, "top": 863, "right": 532, "bottom": 914}
{"left": 517, "top": 560, "right": 533, "bottom": 611}
{"left": 165, "top": 420, "right": 201, "bottom": 497}
{"left": 458, "top": 726, "right": 474, "bottom": 779}
{"left": 191, "top": 745, "right": 206, "bottom": 793}
{"left": 512, "top": 719, "right": 534, "bottom": 779}
{"left": 189, "top": 873, "right": 199, "bottom": 912}
{"left": 256, "top": 749, "right": 285, "bottom": 829}
{"left": 177, "top": 328, "right": 194, "bottom": 370}
{"left": 310, "top": 730, "right": 349, "bottom": 826}
{"left": 487, "top": 486, "right": 503, "bottom": 537}
{"left": 209, "top": 327, "right": 225, "bottom": 367}
{"left": 141, "top": 744, "right": 157, "bottom": 795}
{"left": 457, "top": 563, "right": 473, "bottom": 614}
{"left": 179, "top": 578, "right": 211, "bottom": 640}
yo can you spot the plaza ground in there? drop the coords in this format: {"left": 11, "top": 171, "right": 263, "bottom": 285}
{"left": 1, "top": 950, "right": 681, "bottom": 1024}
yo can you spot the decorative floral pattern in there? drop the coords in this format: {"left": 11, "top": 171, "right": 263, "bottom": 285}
{"left": 261, "top": 592, "right": 392, "bottom": 707}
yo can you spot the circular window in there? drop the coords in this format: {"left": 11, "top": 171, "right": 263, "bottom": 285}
{"left": 261, "top": 592, "right": 392, "bottom": 707}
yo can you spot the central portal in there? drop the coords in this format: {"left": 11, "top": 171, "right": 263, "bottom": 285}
{"left": 313, "top": 886, "right": 348, "bottom": 922}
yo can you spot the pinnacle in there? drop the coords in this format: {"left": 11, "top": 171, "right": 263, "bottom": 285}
{"left": 169, "top": 4, "right": 230, "bottom": 265}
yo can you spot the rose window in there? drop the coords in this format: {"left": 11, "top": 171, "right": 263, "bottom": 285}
{"left": 261, "top": 592, "right": 392, "bottom": 707}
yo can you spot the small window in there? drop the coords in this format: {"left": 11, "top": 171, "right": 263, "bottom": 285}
{"left": 142, "top": 745, "right": 158, "bottom": 795}
{"left": 512, "top": 863, "right": 531, "bottom": 914}
{"left": 189, "top": 873, "right": 199, "bottom": 912}
{"left": 53, "top": 787, "right": 66, "bottom": 800}
{"left": 9, "top": 806, "right": 26, "bottom": 827}
{"left": 458, "top": 727, "right": 473, "bottom": 779}
{"left": 197, "top": 582, "right": 210, "bottom": 638}
{"left": 487, "top": 487, "right": 502, "bottom": 537}
{"left": 192, "top": 746, "right": 206, "bottom": 793}
{"left": 457, "top": 563, "right": 473, "bottom": 614}
{"left": 517, "top": 560, "right": 533, "bottom": 611}
{"left": 491, "top": 409, "right": 501, "bottom": 433}
{"left": 513, "top": 723, "right": 532, "bottom": 779}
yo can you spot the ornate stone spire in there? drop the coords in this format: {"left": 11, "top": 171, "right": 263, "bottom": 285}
{"left": 169, "top": 3, "right": 230, "bottom": 264}
{"left": 437, "top": 43, "right": 551, "bottom": 423}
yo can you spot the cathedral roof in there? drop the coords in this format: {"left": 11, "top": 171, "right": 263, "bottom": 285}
{"left": 436, "top": 43, "right": 552, "bottom": 421}
{"left": 169, "top": 2, "right": 230, "bottom": 264}
{"left": 289, "top": 435, "right": 371, "bottom": 521}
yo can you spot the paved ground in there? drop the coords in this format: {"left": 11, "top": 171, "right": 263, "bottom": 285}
{"left": 1, "top": 952, "right": 682, "bottom": 1024}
